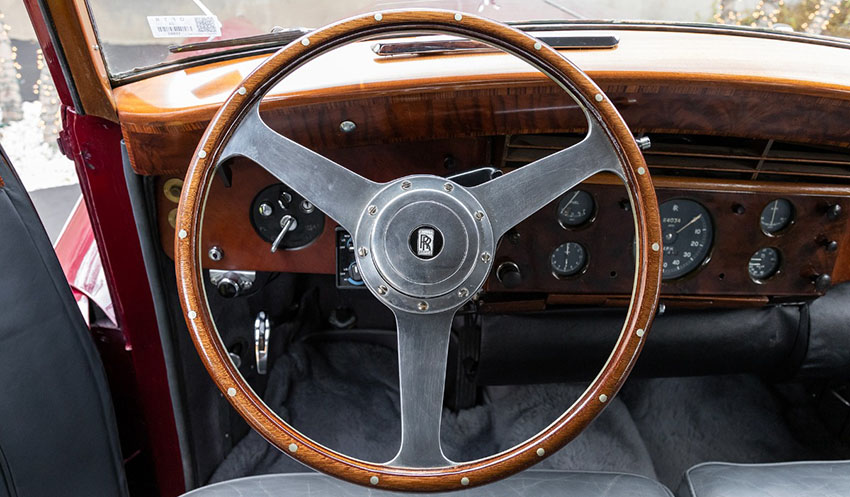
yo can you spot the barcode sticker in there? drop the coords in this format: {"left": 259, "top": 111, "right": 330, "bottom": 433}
{"left": 147, "top": 15, "right": 221, "bottom": 38}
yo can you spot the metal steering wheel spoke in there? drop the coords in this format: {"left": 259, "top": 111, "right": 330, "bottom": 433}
{"left": 387, "top": 309, "right": 456, "bottom": 468}
{"left": 470, "top": 120, "right": 622, "bottom": 239}
{"left": 218, "top": 103, "right": 381, "bottom": 233}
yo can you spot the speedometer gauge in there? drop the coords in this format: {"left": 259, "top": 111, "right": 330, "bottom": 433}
{"left": 659, "top": 199, "right": 713, "bottom": 280}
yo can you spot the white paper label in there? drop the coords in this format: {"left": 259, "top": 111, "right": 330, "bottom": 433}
{"left": 147, "top": 15, "right": 221, "bottom": 38}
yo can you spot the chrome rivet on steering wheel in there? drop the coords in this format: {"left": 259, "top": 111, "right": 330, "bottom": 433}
{"left": 370, "top": 476, "right": 379, "bottom": 485}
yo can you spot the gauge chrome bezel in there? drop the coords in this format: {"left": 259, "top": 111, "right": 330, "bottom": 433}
{"left": 748, "top": 246, "right": 783, "bottom": 283}
{"left": 550, "top": 241, "right": 590, "bottom": 279}
{"left": 556, "top": 189, "right": 598, "bottom": 230}
{"left": 658, "top": 197, "right": 715, "bottom": 281}
{"left": 759, "top": 198, "right": 795, "bottom": 237}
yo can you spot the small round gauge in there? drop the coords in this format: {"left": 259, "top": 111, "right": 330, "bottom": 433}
{"left": 557, "top": 190, "right": 595, "bottom": 227}
{"left": 760, "top": 199, "right": 794, "bottom": 235}
{"left": 660, "top": 199, "right": 713, "bottom": 280}
{"left": 748, "top": 247, "right": 781, "bottom": 281}
{"left": 550, "top": 242, "right": 587, "bottom": 277}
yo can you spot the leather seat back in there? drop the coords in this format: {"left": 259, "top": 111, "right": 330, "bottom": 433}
{"left": 0, "top": 151, "right": 127, "bottom": 496}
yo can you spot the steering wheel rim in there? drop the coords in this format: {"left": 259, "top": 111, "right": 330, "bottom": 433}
{"left": 176, "top": 9, "right": 662, "bottom": 492}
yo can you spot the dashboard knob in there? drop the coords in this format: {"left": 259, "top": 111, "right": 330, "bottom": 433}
{"left": 814, "top": 273, "right": 832, "bottom": 292}
{"left": 496, "top": 262, "right": 522, "bottom": 289}
{"left": 347, "top": 262, "right": 362, "bottom": 282}
{"left": 217, "top": 277, "right": 241, "bottom": 298}
{"left": 827, "top": 204, "right": 842, "bottom": 220}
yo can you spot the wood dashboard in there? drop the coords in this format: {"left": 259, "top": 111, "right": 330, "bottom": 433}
{"left": 154, "top": 142, "right": 850, "bottom": 304}
{"left": 124, "top": 28, "right": 850, "bottom": 306}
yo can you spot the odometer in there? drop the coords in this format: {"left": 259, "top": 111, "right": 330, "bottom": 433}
{"left": 659, "top": 199, "right": 713, "bottom": 280}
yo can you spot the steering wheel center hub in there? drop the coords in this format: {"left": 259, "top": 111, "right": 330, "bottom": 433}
{"left": 354, "top": 176, "right": 495, "bottom": 312}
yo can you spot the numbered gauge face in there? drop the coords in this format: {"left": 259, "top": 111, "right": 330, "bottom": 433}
{"left": 557, "top": 190, "right": 595, "bottom": 227}
{"left": 660, "top": 199, "right": 714, "bottom": 280}
{"left": 551, "top": 242, "right": 587, "bottom": 277}
{"left": 760, "top": 199, "right": 794, "bottom": 235}
{"left": 748, "top": 247, "right": 781, "bottom": 281}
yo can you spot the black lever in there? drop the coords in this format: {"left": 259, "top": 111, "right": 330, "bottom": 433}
{"left": 447, "top": 166, "right": 503, "bottom": 187}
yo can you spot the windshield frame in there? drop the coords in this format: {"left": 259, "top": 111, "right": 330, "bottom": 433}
{"left": 89, "top": 10, "right": 850, "bottom": 86}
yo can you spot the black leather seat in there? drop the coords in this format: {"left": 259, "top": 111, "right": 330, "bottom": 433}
{"left": 0, "top": 150, "right": 128, "bottom": 495}
{"left": 184, "top": 470, "right": 673, "bottom": 496}
{"left": 679, "top": 461, "right": 850, "bottom": 497}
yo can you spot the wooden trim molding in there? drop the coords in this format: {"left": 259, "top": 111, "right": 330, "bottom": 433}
{"left": 114, "top": 26, "right": 850, "bottom": 175}
{"left": 45, "top": 0, "right": 116, "bottom": 121}
{"left": 175, "top": 10, "right": 662, "bottom": 491}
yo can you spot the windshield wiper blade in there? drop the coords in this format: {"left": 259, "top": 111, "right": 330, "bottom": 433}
{"left": 169, "top": 27, "right": 311, "bottom": 54}
{"left": 372, "top": 34, "right": 618, "bottom": 56}
{"left": 169, "top": 26, "right": 617, "bottom": 58}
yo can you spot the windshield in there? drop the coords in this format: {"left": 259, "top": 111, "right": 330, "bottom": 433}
{"left": 87, "top": 0, "right": 850, "bottom": 80}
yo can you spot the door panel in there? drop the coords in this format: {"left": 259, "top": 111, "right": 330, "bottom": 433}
{"left": 0, "top": 148, "right": 127, "bottom": 496}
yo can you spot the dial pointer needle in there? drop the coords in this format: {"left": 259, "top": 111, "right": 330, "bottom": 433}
{"left": 676, "top": 214, "right": 702, "bottom": 234}
{"left": 769, "top": 201, "right": 778, "bottom": 227}
{"left": 561, "top": 191, "right": 580, "bottom": 216}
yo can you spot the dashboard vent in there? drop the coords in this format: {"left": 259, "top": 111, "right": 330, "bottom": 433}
{"left": 502, "top": 133, "right": 850, "bottom": 184}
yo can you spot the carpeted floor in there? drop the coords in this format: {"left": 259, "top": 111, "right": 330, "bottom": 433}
{"left": 209, "top": 339, "right": 847, "bottom": 489}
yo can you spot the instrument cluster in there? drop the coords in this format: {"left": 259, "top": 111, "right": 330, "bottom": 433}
{"left": 487, "top": 177, "right": 848, "bottom": 301}
{"left": 155, "top": 167, "right": 848, "bottom": 304}
{"left": 546, "top": 190, "right": 818, "bottom": 285}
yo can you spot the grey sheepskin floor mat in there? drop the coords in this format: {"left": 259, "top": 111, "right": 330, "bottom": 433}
{"left": 209, "top": 340, "right": 845, "bottom": 489}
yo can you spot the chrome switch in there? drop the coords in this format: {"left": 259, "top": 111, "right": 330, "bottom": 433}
{"left": 254, "top": 311, "right": 270, "bottom": 375}
{"left": 270, "top": 215, "right": 297, "bottom": 253}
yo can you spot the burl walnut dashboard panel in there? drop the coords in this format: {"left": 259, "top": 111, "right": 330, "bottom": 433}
{"left": 156, "top": 143, "right": 850, "bottom": 303}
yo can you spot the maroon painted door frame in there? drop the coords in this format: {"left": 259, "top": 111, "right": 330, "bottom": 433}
{"left": 22, "top": 1, "right": 186, "bottom": 495}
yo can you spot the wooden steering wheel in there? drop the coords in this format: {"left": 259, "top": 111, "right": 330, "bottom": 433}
{"left": 176, "top": 9, "right": 662, "bottom": 492}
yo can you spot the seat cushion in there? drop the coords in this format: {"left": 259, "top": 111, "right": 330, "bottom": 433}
{"left": 679, "top": 461, "right": 850, "bottom": 497}
{"left": 185, "top": 470, "right": 673, "bottom": 496}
